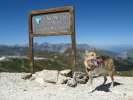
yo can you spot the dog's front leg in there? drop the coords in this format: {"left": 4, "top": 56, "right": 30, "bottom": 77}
{"left": 88, "top": 71, "right": 94, "bottom": 92}
{"left": 109, "top": 72, "right": 114, "bottom": 89}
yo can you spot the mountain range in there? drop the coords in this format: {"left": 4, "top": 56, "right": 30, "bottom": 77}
{"left": 0, "top": 43, "right": 133, "bottom": 59}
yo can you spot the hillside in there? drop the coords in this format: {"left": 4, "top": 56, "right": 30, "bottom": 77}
{"left": 0, "top": 43, "right": 133, "bottom": 76}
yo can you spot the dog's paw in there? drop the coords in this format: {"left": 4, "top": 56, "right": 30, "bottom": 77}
{"left": 88, "top": 86, "right": 94, "bottom": 93}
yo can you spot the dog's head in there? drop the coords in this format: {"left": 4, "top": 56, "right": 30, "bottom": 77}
{"left": 85, "top": 51, "right": 97, "bottom": 61}
{"left": 84, "top": 51, "right": 97, "bottom": 70}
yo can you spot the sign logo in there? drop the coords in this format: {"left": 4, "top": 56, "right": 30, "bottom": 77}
{"left": 35, "top": 16, "right": 42, "bottom": 25}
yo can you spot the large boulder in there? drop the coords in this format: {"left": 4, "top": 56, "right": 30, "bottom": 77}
{"left": 32, "top": 70, "right": 59, "bottom": 84}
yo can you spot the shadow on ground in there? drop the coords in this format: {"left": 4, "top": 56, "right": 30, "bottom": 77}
{"left": 92, "top": 82, "right": 122, "bottom": 92}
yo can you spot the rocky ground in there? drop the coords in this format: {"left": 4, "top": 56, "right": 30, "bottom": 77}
{"left": 0, "top": 72, "right": 133, "bottom": 100}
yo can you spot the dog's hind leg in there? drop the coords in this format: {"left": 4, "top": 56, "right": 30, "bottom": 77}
{"left": 109, "top": 72, "right": 114, "bottom": 88}
{"left": 102, "top": 75, "right": 107, "bottom": 85}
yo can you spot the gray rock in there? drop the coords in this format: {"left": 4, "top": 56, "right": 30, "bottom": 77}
{"left": 57, "top": 74, "right": 69, "bottom": 84}
{"left": 67, "top": 72, "right": 77, "bottom": 87}
{"left": 60, "top": 69, "right": 72, "bottom": 77}
{"left": 67, "top": 78, "right": 77, "bottom": 87}
{"left": 74, "top": 72, "right": 89, "bottom": 84}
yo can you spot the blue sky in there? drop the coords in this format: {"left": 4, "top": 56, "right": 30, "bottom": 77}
{"left": 0, "top": 0, "right": 133, "bottom": 46}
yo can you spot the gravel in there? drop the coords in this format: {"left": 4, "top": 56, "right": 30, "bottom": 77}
{"left": 0, "top": 72, "right": 133, "bottom": 100}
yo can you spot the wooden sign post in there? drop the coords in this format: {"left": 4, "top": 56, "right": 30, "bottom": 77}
{"left": 28, "top": 6, "right": 76, "bottom": 73}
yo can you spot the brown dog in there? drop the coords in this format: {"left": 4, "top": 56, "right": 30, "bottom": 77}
{"left": 84, "top": 51, "right": 115, "bottom": 91}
